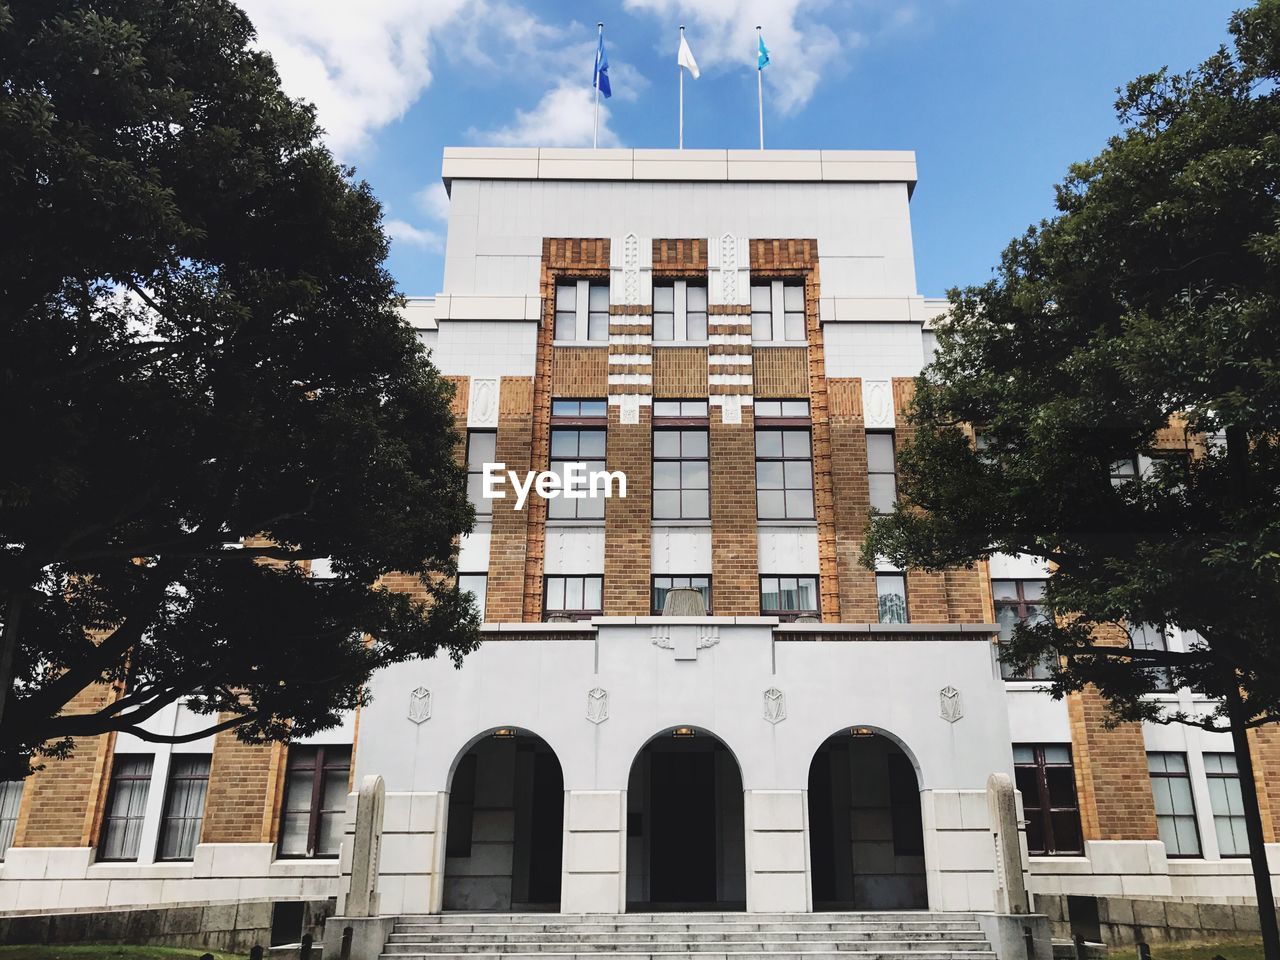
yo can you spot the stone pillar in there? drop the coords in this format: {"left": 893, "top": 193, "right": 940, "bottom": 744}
{"left": 987, "top": 773, "right": 1029, "bottom": 914}
{"left": 744, "top": 790, "right": 811, "bottom": 912}
{"left": 561, "top": 790, "right": 627, "bottom": 913}
{"left": 341, "top": 775, "right": 386, "bottom": 918}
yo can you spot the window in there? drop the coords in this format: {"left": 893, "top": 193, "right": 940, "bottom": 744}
{"left": 279, "top": 746, "right": 351, "bottom": 858}
{"left": 1110, "top": 455, "right": 1139, "bottom": 487}
{"left": 755, "top": 400, "right": 813, "bottom": 520}
{"left": 99, "top": 755, "right": 154, "bottom": 861}
{"left": 458, "top": 573, "right": 487, "bottom": 620}
{"left": 749, "top": 281, "right": 806, "bottom": 342}
{"left": 1205, "top": 753, "right": 1249, "bottom": 857}
{"left": 760, "top": 576, "right": 819, "bottom": 621}
{"left": 653, "top": 576, "right": 712, "bottom": 615}
{"left": 544, "top": 575, "right": 603, "bottom": 620}
{"left": 0, "top": 780, "right": 22, "bottom": 860}
{"left": 1013, "top": 744, "right": 1083, "bottom": 855}
{"left": 994, "top": 579, "right": 1053, "bottom": 681}
{"left": 876, "top": 572, "right": 908, "bottom": 624}
{"left": 1128, "top": 623, "right": 1174, "bottom": 692}
{"left": 653, "top": 282, "right": 708, "bottom": 342}
{"left": 653, "top": 402, "right": 709, "bottom": 520}
{"left": 466, "top": 431, "right": 496, "bottom": 517}
{"left": 157, "top": 755, "right": 210, "bottom": 861}
{"left": 553, "top": 281, "right": 609, "bottom": 342}
{"left": 867, "top": 432, "right": 897, "bottom": 514}
{"left": 1148, "top": 752, "right": 1201, "bottom": 857}
{"left": 549, "top": 399, "right": 607, "bottom": 520}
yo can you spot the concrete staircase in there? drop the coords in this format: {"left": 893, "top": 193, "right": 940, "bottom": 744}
{"left": 380, "top": 912, "right": 998, "bottom": 960}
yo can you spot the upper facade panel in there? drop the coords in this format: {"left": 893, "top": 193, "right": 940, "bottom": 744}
{"left": 436, "top": 147, "right": 921, "bottom": 302}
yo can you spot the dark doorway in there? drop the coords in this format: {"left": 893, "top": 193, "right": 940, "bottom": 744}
{"left": 626, "top": 729, "right": 745, "bottom": 911}
{"left": 443, "top": 730, "right": 564, "bottom": 912}
{"left": 807, "top": 730, "right": 927, "bottom": 910}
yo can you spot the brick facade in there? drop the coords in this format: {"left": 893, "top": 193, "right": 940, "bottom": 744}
{"left": 201, "top": 727, "right": 285, "bottom": 844}
{"left": 486, "top": 377, "right": 534, "bottom": 622}
{"left": 709, "top": 403, "right": 761, "bottom": 616}
{"left": 827, "top": 378, "right": 879, "bottom": 622}
{"left": 603, "top": 405, "right": 652, "bottom": 615}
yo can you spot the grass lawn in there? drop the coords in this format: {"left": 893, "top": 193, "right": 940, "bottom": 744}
{"left": 1110, "top": 939, "right": 1265, "bottom": 960}
{"left": 0, "top": 947, "right": 239, "bottom": 960}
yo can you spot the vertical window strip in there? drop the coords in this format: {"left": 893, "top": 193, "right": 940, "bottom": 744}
{"left": 866, "top": 431, "right": 898, "bottom": 514}
{"left": 157, "top": 755, "right": 211, "bottom": 861}
{"left": 1148, "top": 751, "right": 1202, "bottom": 857}
{"left": 1204, "top": 752, "right": 1250, "bottom": 857}
{"left": 466, "top": 431, "right": 496, "bottom": 517}
{"left": 99, "top": 755, "right": 154, "bottom": 861}
{"left": 279, "top": 745, "right": 352, "bottom": 858}
{"left": 653, "top": 426, "right": 709, "bottom": 519}
{"left": 993, "top": 579, "right": 1052, "bottom": 680}
{"left": 876, "top": 572, "right": 908, "bottom": 624}
{"left": 1012, "top": 744, "right": 1083, "bottom": 854}
{"left": 0, "top": 780, "right": 23, "bottom": 860}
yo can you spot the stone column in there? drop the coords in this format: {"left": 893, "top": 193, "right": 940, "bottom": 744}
{"left": 342, "top": 775, "right": 386, "bottom": 918}
{"left": 987, "top": 773, "right": 1029, "bottom": 914}
{"left": 744, "top": 790, "right": 811, "bottom": 912}
{"left": 561, "top": 790, "right": 627, "bottom": 913}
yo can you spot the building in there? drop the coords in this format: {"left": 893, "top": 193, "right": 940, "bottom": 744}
{"left": 1, "top": 148, "right": 1276, "bottom": 930}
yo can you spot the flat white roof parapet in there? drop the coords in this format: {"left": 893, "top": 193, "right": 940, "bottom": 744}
{"left": 441, "top": 147, "right": 917, "bottom": 192}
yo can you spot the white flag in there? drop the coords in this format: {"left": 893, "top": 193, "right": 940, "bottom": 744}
{"left": 678, "top": 33, "right": 700, "bottom": 79}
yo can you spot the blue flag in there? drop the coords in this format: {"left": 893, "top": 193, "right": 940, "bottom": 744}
{"left": 594, "top": 31, "right": 612, "bottom": 98}
{"left": 757, "top": 33, "right": 770, "bottom": 70}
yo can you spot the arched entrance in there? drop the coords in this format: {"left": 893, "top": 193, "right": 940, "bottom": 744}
{"left": 442, "top": 728, "right": 563, "bottom": 912}
{"left": 808, "top": 728, "right": 927, "bottom": 910}
{"left": 626, "top": 727, "right": 745, "bottom": 911}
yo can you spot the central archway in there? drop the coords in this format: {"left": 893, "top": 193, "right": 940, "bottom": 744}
{"left": 442, "top": 728, "right": 563, "bottom": 912}
{"left": 626, "top": 727, "right": 745, "bottom": 912}
{"left": 808, "top": 728, "right": 927, "bottom": 910}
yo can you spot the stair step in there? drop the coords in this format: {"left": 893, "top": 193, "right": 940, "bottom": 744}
{"left": 382, "top": 943, "right": 990, "bottom": 954}
{"left": 379, "top": 953, "right": 995, "bottom": 960}
{"left": 392, "top": 924, "right": 983, "bottom": 935}
{"left": 387, "top": 934, "right": 987, "bottom": 945}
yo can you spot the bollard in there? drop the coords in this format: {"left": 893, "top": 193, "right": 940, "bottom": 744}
{"left": 300, "top": 932, "right": 313, "bottom": 960}
{"left": 1023, "top": 925, "right": 1035, "bottom": 960}
{"left": 1137, "top": 942, "right": 1151, "bottom": 960}
{"left": 249, "top": 947, "right": 264, "bottom": 960}
{"left": 340, "top": 924, "right": 354, "bottom": 960}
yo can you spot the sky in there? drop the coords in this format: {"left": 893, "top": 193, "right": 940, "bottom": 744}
{"left": 236, "top": 0, "right": 1244, "bottom": 298}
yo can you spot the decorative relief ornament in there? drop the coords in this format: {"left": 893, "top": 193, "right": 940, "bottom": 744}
{"left": 586, "top": 687, "right": 609, "bottom": 724}
{"left": 652, "top": 624, "right": 720, "bottom": 661}
{"left": 762, "top": 687, "right": 787, "bottom": 724}
{"left": 719, "top": 233, "right": 738, "bottom": 303}
{"left": 862, "top": 379, "right": 894, "bottom": 429}
{"left": 408, "top": 687, "right": 432, "bottom": 724}
{"left": 623, "top": 233, "right": 641, "bottom": 305}
{"left": 939, "top": 685, "right": 963, "bottom": 723}
{"left": 468, "top": 378, "right": 499, "bottom": 428}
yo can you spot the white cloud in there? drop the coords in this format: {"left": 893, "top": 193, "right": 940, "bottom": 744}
{"left": 414, "top": 182, "right": 452, "bottom": 222}
{"left": 475, "top": 82, "right": 621, "bottom": 148}
{"left": 622, "top": 0, "right": 867, "bottom": 115}
{"left": 237, "top": 0, "right": 472, "bottom": 157}
{"left": 384, "top": 218, "right": 444, "bottom": 252}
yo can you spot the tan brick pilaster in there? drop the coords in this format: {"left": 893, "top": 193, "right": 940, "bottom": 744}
{"left": 710, "top": 403, "right": 760, "bottom": 615}
{"left": 604, "top": 405, "right": 652, "bottom": 615}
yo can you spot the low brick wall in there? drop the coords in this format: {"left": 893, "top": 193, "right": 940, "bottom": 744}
{"left": 1037, "top": 893, "right": 1266, "bottom": 945}
{"left": 0, "top": 898, "right": 331, "bottom": 954}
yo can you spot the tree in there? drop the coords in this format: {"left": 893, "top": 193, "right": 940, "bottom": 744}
{"left": 0, "top": 0, "right": 479, "bottom": 780}
{"left": 865, "top": 1, "right": 1280, "bottom": 952}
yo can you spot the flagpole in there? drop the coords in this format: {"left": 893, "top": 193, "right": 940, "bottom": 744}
{"left": 678, "top": 25, "right": 685, "bottom": 149}
{"left": 756, "top": 25, "right": 764, "bottom": 150}
{"left": 594, "top": 21, "right": 603, "bottom": 150}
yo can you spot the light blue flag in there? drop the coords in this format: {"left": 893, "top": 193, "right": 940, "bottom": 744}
{"left": 594, "top": 31, "right": 612, "bottom": 98}
{"left": 757, "top": 33, "right": 770, "bottom": 70}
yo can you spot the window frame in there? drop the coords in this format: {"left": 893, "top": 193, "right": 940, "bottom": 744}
{"left": 1128, "top": 622, "right": 1175, "bottom": 693}
{"left": 277, "top": 745, "right": 352, "bottom": 860}
{"left": 993, "top": 579, "right": 1053, "bottom": 681}
{"left": 156, "top": 754, "right": 212, "bottom": 862}
{"left": 759, "top": 574, "right": 820, "bottom": 622}
{"left": 749, "top": 280, "right": 807, "bottom": 344}
{"left": 1013, "top": 744, "right": 1084, "bottom": 856}
{"left": 866, "top": 430, "right": 898, "bottom": 515}
{"left": 466, "top": 429, "right": 497, "bottom": 518}
{"left": 875, "top": 571, "right": 909, "bottom": 624}
{"left": 544, "top": 574, "right": 605, "bottom": 621}
{"left": 457, "top": 573, "right": 488, "bottom": 622}
{"left": 652, "top": 281, "right": 709, "bottom": 343}
{"left": 98, "top": 754, "right": 154, "bottom": 862}
{"left": 1204, "top": 752, "right": 1249, "bottom": 858}
{"left": 653, "top": 402, "right": 710, "bottom": 521}
{"left": 652, "top": 575, "right": 713, "bottom": 615}
{"left": 0, "top": 780, "right": 23, "bottom": 861}
{"left": 754, "top": 400, "right": 814, "bottom": 521}
{"left": 553, "top": 280, "right": 610, "bottom": 343}
{"left": 1148, "top": 751, "right": 1203, "bottom": 858}
{"left": 549, "top": 399, "right": 608, "bottom": 520}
